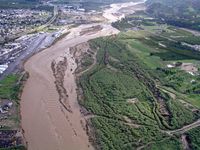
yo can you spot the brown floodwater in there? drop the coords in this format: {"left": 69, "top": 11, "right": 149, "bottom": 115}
{"left": 20, "top": 1, "right": 145, "bottom": 149}
{"left": 21, "top": 24, "right": 119, "bottom": 150}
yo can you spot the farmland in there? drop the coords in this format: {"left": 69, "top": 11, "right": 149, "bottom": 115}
{"left": 78, "top": 17, "right": 200, "bottom": 149}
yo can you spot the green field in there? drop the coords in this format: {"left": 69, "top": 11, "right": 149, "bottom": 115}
{"left": 0, "top": 75, "right": 20, "bottom": 100}
{"left": 78, "top": 29, "right": 200, "bottom": 149}
{"left": 79, "top": 9, "right": 200, "bottom": 148}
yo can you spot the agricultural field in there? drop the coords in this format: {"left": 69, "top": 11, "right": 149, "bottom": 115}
{"left": 112, "top": 14, "right": 200, "bottom": 108}
{"left": 78, "top": 16, "right": 200, "bottom": 149}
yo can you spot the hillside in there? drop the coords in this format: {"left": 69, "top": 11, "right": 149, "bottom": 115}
{"left": 146, "top": 0, "right": 200, "bottom": 31}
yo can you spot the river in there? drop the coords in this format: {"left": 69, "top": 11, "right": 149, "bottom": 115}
{"left": 20, "top": 1, "right": 145, "bottom": 150}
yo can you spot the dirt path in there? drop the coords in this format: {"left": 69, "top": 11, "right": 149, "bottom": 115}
{"left": 136, "top": 137, "right": 171, "bottom": 150}
{"left": 165, "top": 119, "right": 200, "bottom": 135}
{"left": 158, "top": 119, "right": 200, "bottom": 137}
{"left": 137, "top": 119, "right": 200, "bottom": 150}
{"left": 181, "top": 134, "right": 190, "bottom": 150}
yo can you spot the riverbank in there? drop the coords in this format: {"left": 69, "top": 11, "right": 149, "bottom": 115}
{"left": 20, "top": 1, "right": 146, "bottom": 150}
{"left": 20, "top": 24, "right": 119, "bottom": 150}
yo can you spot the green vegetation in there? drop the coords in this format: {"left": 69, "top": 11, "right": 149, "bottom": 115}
{"left": 81, "top": 55, "right": 94, "bottom": 68}
{"left": 186, "top": 127, "right": 200, "bottom": 150}
{"left": 91, "top": 117, "right": 167, "bottom": 150}
{"left": 112, "top": 18, "right": 133, "bottom": 31}
{"left": 0, "top": 146, "right": 26, "bottom": 150}
{"left": 143, "top": 137, "right": 182, "bottom": 150}
{"left": 79, "top": 29, "right": 200, "bottom": 149}
{"left": 146, "top": 0, "right": 200, "bottom": 31}
{"left": 79, "top": 8, "right": 200, "bottom": 148}
{"left": 0, "top": 75, "right": 20, "bottom": 100}
{"left": 166, "top": 100, "right": 195, "bottom": 128}
{"left": 0, "top": 74, "right": 28, "bottom": 149}
{"left": 157, "top": 68, "right": 200, "bottom": 93}
{"left": 112, "top": 11, "right": 200, "bottom": 107}
{"left": 160, "top": 27, "right": 200, "bottom": 45}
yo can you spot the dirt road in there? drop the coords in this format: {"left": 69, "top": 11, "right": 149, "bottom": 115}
{"left": 20, "top": 1, "right": 146, "bottom": 150}
{"left": 164, "top": 119, "right": 200, "bottom": 135}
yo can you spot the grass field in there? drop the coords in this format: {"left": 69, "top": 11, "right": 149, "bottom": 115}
{"left": 113, "top": 13, "right": 200, "bottom": 107}
{"left": 0, "top": 75, "right": 19, "bottom": 100}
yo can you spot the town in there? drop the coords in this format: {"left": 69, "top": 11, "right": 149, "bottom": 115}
{"left": 0, "top": 1, "right": 105, "bottom": 78}
{"left": 0, "top": 9, "right": 52, "bottom": 44}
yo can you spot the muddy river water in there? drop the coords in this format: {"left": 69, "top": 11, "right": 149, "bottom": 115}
{"left": 20, "top": 1, "right": 145, "bottom": 150}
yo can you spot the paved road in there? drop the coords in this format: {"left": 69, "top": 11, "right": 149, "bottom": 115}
{"left": 35, "top": 6, "right": 58, "bottom": 32}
